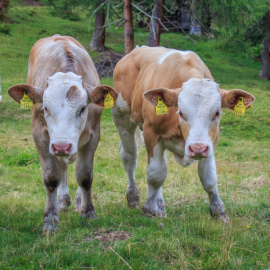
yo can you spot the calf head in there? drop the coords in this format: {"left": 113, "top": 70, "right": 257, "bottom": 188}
{"left": 144, "top": 78, "right": 255, "bottom": 160}
{"left": 8, "top": 72, "right": 118, "bottom": 157}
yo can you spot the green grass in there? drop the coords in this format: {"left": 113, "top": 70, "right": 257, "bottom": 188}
{"left": 0, "top": 4, "right": 270, "bottom": 269}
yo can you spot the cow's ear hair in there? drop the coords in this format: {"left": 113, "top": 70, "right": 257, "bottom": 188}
{"left": 219, "top": 88, "right": 255, "bottom": 110}
{"left": 144, "top": 88, "right": 181, "bottom": 107}
{"left": 86, "top": 85, "right": 118, "bottom": 107}
{"left": 8, "top": 84, "right": 43, "bottom": 104}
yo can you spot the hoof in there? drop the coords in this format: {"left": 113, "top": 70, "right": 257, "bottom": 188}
{"left": 143, "top": 199, "right": 167, "bottom": 218}
{"left": 81, "top": 209, "right": 97, "bottom": 219}
{"left": 211, "top": 211, "right": 229, "bottom": 223}
{"left": 57, "top": 194, "right": 70, "bottom": 212}
{"left": 126, "top": 187, "right": 140, "bottom": 208}
{"left": 42, "top": 213, "right": 59, "bottom": 235}
{"left": 210, "top": 202, "right": 229, "bottom": 223}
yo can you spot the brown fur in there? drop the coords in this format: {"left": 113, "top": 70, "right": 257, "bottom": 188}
{"left": 113, "top": 47, "right": 214, "bottom": 159}
{"left": 66, "top": 86, "right": 82, "bottom": 102}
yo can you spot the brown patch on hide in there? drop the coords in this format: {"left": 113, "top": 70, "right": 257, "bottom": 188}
{"left": 180, "top": 121, "right": 190, "bottom": 141}
{"left": 66, "top": 86, "right": 82, "bottom": 102}
{"left": 208, "top": 121, "right": 219, "bottom": 143}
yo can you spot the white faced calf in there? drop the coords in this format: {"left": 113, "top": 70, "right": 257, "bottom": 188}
{"left": 142, "top": 78, "right": 255, "bottom": 221}
{"left": 8, "top": 35, "right": 118, "bottom": 234}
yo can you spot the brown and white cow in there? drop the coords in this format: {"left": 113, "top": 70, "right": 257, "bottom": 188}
{"left": 112, "top": 46, "right": 255, "bottom": 221}
{"left": 8, "top": 35, "right": 118, "bottom": 234}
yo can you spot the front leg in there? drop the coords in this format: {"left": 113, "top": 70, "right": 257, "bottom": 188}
{"left": 198, "top": 155, "right": 228, "bottom": 222}
{"left": 143, "top": 141, "right": 167, "bottom": 217}
{"left": 75, "top": 130, "right": 99, "bottom": 218}
{"left": 57, "top": 161, "right": 70, "bottom": 211}
{"left": 42, "top": 159, "right": 63, "bottom": 235}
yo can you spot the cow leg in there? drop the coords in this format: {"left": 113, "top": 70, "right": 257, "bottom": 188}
{"left": 198, "top": 155, "right": 228, "bottom": 222}
{"left": 112, "top": 107, "right": 139, "bottom": 208}
{"left": 143, "top": 142, "right": 167, "bottom": 217}
{"left": 57, "top": 161, "right": 70, "bottom": 211}
{"left": 42, "top": 159, "right": 64, "bottom": 235}
{"left": 75, "top": 131, "right": 99, "bottom": 218}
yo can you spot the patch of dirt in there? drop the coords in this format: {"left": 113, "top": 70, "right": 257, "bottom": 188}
{"left": 240, "top": 175, "right": 267, "bottom": 191}
{"left": 85, "top": 229, "right": 130, "bottom": 243}
{"left": 93, "top": 51, "right": 123, "bottom": 78}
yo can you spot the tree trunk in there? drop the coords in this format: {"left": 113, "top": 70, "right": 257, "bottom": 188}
{"left": 88, "top": 1, "right": 105, "bottom": 52}
{"left": 124, "top": 0, "right": 134, "bottom": 54}
{"left": 148, "top": 0, "right": 164, "bottom": 47}
{"left": 0, "top": 0, "right": 10, "bottom": 21}
{"left": 260, "top": 10, "right": 270, "bottom": 80}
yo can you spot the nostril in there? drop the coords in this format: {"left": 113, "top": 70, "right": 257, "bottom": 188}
{"left": 188, "top": 145, "right": 196, "bottom": 157}
{"left": 65, "top": 144, "right": 72, "bottom": 154}
{"left": 202, "top": 146, "right": 209, "bottom": 157}
{"left": 52, "top": 143, "right": 58, "bottom": 154}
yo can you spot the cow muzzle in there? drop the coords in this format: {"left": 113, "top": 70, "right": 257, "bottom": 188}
{"left": 52, "top": 143, "right": 72, "bottom": 156}
{"left": 188, "top": 144, "right": 209, "bottom": 159}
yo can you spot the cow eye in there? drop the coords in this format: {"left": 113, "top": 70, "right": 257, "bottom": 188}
{"left": 177, "top": 110, "right": 186, "bottom": 121}
{"left": 212, "top": 111, "right": 221, "bottom": 121}
{"left": 78, "top": 106, "right": 86, "bottom": 116}
{"left": 43, "top": 107, "right": 50, "bottom": 116}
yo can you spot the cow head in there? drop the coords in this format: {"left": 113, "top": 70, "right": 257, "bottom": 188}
{"left": 144, "top": 78, "right": 255, "bottom": 160}
{"left": 8, "top": 72, "right": 118, "bottom": 157}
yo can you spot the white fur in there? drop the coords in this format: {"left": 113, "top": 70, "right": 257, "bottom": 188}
{"left": 177, "top": 78, "right": 221, "bottom": 158}
{"left": 43, "top": 72, "right": 88, "bottom": 156}
{"left": 158, "top": 50, "right": 191, "bottom": 65}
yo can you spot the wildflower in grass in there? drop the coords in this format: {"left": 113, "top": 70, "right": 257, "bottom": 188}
{"left": 247, "top": 225, "right": 250, "bottom": 229}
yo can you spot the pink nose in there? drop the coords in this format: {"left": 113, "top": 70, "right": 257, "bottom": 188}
{"left": 52, "top": 143, "right": 72, "bottom": 156}
{"left": 188, "top": 144, "right": 209, "bottom": 158}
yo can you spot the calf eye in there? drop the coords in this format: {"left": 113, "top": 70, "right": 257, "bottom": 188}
{"left": 212, "top": 111, "right": 221, "bottom": 121}
{"left": 43, "top": 107, "right": 50, "bottom": 116}
{"left": 78, "top": 106, "right": 86, "bottom": 116}
{"left": 177, "top": 110, "right": 186, "bottom": 121}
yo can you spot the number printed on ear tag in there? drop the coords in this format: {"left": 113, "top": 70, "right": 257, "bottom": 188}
{"left": 155, "top": 97, "right": 168, "bottom": 115}
{"left": 234, "top": 97, "right": 245, "bottom": 116}
{"left": 20, "top": 92, "right": 33, "bottom": 109}
{"left": 104, "top": 92, "right": 114, "bottom": 109}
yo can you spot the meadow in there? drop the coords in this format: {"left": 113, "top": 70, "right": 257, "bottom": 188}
{"left": 0, "top": 4, "right": 270, "bottom": 269}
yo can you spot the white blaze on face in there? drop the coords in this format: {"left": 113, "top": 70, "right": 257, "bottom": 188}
{"left": 177, "top": 78, "right": 222, "bottom": 159}
{"left": 42, "top": 72, "right": 88, "bottom": 157}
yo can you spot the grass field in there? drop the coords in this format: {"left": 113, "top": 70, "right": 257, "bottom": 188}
{"left": 0, "top": 4, "right": 270, "bottom": 269}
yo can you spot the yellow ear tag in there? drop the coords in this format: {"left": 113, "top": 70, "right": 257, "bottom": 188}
{"left": 104, "top": 91, "right": 114, "bottom": 109}
{"left": 20, "top": 92, "right": 33, "bottom": 109}
{"left": 234, "top": 97, "right": 245, "bottom": 116}
{"left": 155, "top": 97, "right": 168, "bottom": 115}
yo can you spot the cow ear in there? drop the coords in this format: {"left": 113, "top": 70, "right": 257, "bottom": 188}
{"left": 219, "top": 88, "right": 255, "bottom": 110}
{"left": 87, "top": 85, "right": 118, "bottom": 107}
{"left": 8, "top": 84, "right": 43, "bottom": 104}
{"left": 144, "top": 88, "right": 180, "bottom": 107}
